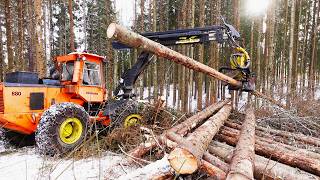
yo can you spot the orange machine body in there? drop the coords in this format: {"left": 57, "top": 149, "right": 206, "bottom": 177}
{"left": 0, "top": 52, "right": 110, "bottom": 135}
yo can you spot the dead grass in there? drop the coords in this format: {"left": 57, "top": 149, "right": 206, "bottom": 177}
{"left": 73, "top": 103, "right": 186, "bottom": 159}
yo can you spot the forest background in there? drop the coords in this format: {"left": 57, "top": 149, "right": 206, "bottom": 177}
{"left": 0, "top": 0, "right": 319, "bottom": 112}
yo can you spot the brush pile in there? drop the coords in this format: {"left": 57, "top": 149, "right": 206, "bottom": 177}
{"left": 105, "top": 99, "right": 320, "bottom": 180}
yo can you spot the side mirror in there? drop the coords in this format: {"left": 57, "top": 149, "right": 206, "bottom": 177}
{"left": 72, "top": 61, "right": 83, "bottom": 83}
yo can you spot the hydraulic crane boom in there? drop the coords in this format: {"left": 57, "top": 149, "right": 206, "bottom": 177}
{"left": 112, "top": 22, "right": 240, "bottom": 50}
{"left": 112, "top": 19, "right": 242, "bottom": 99}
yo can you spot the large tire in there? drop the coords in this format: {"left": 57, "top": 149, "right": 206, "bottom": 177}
{"left": 0, "top": 128, "right": 34, "bottom": 148}
{"left": 35, "top": 103, "right": 89, "bottom": 156}
{"left": 110, "top": 100, "right": 144, "bottom": 128}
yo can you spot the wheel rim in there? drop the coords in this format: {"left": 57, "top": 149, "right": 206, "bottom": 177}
{"left": 124, "top": 114, "right": 142, "bottom": 128}
{"left": 59, "top": 118, "right": 83, "bottom": 144}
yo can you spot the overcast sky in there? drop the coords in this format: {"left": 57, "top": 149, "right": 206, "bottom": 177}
{"left": 114, "top": 0, "right": 135, "bottom": 26}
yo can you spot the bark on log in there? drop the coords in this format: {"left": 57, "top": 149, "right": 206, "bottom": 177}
{"left": 225, "top": 121, "right": 320, "bottom": 148}
{"left": 200, "top": 160, "right": 227, "bottom": 179}
{"left": 209, "top": 141, "right": 319, "bottom": 180}
{"left": 129, "top": 99, "right": 230, "bottom": 159}
{"left": 172, "top": 99, "right": 231, "bottom": 135}
{"left": 226, "top": 107, "right": 256, "bottom": 180}
{"left": 107, "top": 23, "right": 286, "bottom": 108}
{"left": 167, "top": 105, "right": 232, "bottom": 174}
{"left": 202, "top": 152, "right": 230, "bottom": 173}
{"left": 107, "top": 23, "right": 241, "bottom": 87}
{"left": 217, "top": 127, "right": 320, "bottom": 176}
{"left": 218, "top": 127, "right": 320, "bottom": 160}
{"left": 165, "top": 132, "right": 227, "bottom": 178}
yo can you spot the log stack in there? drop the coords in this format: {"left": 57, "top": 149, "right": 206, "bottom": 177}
{"left": 106, "top": 101, "right": 320, "bottom": 180}
{"left": 105, "top": 23, "right": 320, "bottom": 180}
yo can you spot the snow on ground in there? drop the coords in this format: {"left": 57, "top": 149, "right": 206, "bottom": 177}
{"left": 0, "top": 144, "right": 125, "bottom": 180}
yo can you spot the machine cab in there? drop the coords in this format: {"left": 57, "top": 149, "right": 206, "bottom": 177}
{"left": 54, "top": 52, "right": 107, "bottom": 103}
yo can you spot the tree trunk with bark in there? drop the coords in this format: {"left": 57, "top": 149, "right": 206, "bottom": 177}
{"left": 286, "top": 0, "right": 296, "bottom": 107}
{"left": 68, "top": 0, "right": 75, "bottom": 51}
{"left": 226, "top": 107, "right": 255, "bottom": 180}
{"left": 217, "top": 127, "right": 320, "bottom": 176}
{"left": 107, "top": 23, "right": 242, "bottom": 87}
{"left": 107, "top": 24, "right": 286, "bottom": 109}
{"left": 196, "top": 0, "right": 205, "bottom": 111}
{"left": 34, "top": 0, "right": 46, "bottom": 77}
{"left": 209, "top": 141, "right": 319, "bottom": 180}
{"left": 4, "top": 0, "right": 14, "bottom": 71}
{"left": 225, "top": 121, "right": 320, "bottom": 147}
{"left": 17, "top": 0, "right": 24, "bottom": 71}
{"left": 167, "top": 105, "right": 232, "bottom": 174}
{"left": 129, "top": 99, "right": 230, "bottom": 158}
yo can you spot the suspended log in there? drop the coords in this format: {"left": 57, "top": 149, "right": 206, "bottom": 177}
{"left": 217, "top": 127, "right": 320, "bottom": 176}
{"left": 167, "top": 105, "right": 232, "bottom": 174}
{"left": 129, "top": 99, "right": 230, "bottom": 159}
{"left": 226, "top": 107, "right": 256, "bottom": 180}
{"left": 209, "top": 141, "right": 319, "bottom": 180}
{"left": 107, "top": 23, "right": 286, "bottom": 109}
{"left": 107, "top": 23, "right": 241, "bottom": 87}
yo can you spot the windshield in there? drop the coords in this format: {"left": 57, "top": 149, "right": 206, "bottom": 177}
{"left": 83, "top": 62, "right": 101, "bottom": 86}
{"left": 61, "top": 62, "right": 74, "bottom": 81}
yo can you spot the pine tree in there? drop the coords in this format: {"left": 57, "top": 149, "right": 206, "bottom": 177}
{"left": 34, "top": 0, "right": 46, "bottom": 77}
{"left": 68, "top": 0, "right": 75, "bottom": 51}
{"left": 4, "top": 0, "right": 14, "bottom": 72}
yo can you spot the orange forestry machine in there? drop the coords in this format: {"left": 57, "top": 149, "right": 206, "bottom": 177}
{"left": 0, "top": 52, "right": 151, "bottom": 156}
{"left": 0, "top": 19, "right": 252, "bottom": 156}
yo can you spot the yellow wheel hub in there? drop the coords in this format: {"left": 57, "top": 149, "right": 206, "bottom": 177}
{"left": 59, "top": 118, "right": 83, "bottom": 144}
{"left": 124, "top": 114, "right": 142, "bottom": 128}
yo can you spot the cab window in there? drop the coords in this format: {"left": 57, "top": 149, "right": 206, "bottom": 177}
{"left": 61, "top": 62, "right": 74, "bottom": 81}
{"left": 83, "top": 62, "right": 101, "bottom": 86}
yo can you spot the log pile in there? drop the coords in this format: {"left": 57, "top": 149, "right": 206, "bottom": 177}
{"left": 105, "top": 23, "right": 320, "bottom": 179}
{"left": 106, "top": 102, "right": 320, "bottom": 180}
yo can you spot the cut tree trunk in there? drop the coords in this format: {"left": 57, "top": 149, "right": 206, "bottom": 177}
{"left": 107, "top": 23, "right": 286, "bottom": 109}
{"left": 165, "top": 131, "right": 227, "bottom": 179}
{"left": 225, "top": 121, "right": 320, "bottom": 148}
{"left": 202, "top": 152, "right": 229, "bottom": 173}
{"left": 129, "top": 99, "right": 230, "bottom": 158}
{"left": 209, "top": 141, "right": 319, "bottom": 180}
{"left": 171, "top": 99, "right": 230, "bottom": 135}
{"left": 217, "top": 127, "right": 320, "bottom": 176}
{"left": 113, "top": 100, "right": 231, "bottom": 179}
{"left": 200, "top": 160, "right": 226, "bottom": 179}
{"left": 226, "top": 107, "right": 255, "bottom": 180}
{"left": 107, "top": 23, "right": 241, "bottom": 87}
{"left": 167, "top": 105, "right": 232, "bottom": 174}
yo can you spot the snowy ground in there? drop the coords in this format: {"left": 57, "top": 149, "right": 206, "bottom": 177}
{"left": 0, "top": 144, "right": 126, "bottom": 180}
